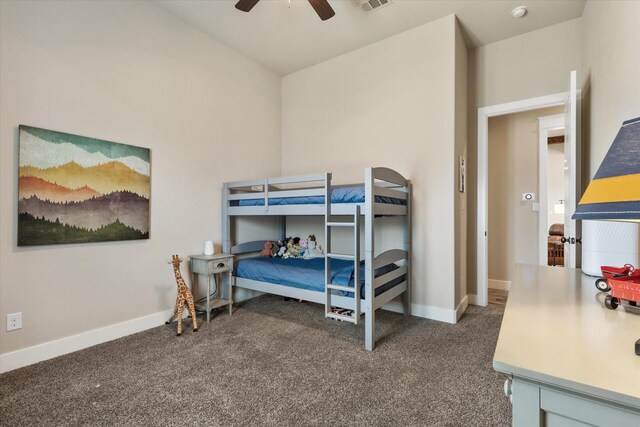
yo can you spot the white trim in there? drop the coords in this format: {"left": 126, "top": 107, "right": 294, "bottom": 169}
{"left": 381, "top": 300, "right": 460, "bottom": 324}
{"left": 538, "top": 114, "right": 566, "bottom": 266}
{"left": 382, "top": 300, "right": 457, "bottom": 323}
{"left": 455, "top": 295, "right": 469, "bottom": 322}
{"left": 488, "top": 279, "right": 512, "bottom": 291}
{"left": 409, "top": 302, "right": 458, "bottom": 324}
{"left": 381, "top": 300, "right": 404, "bottom": 314}
{"left": 233, "top": 287, "right": 263, "bottom": 303}
{"left": 477, "top": 92, "right": 567, "bottom": 309}
{"left": 468, "top": 294, "right": 479, "bottom": 306}
{"left": 0, "top": 308, "right": 182, "bottom": 373}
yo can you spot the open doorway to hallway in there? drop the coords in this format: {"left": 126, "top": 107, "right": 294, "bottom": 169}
{"left": 487, "top": 106, "right": 564, "bottom": 291}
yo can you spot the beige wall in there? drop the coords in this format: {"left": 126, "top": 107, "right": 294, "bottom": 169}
{"left": 281, "top": 16, "right": 459, "bottom": 316}
{"left": 581, "top": 1, "right": 640, "bottom": 175}
{"left": 579, "top": 0, "right": 640, "bottom": 263}
{"left": 488, "top": 107, "right": 563, "bottom": 283}
{"left": 467, "top": 19, "right": 583, "bottom": 297}
{"left": 0, "top": 1, "right": 281, "bottom": 355}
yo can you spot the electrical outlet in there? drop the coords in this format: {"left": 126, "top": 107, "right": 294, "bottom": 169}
{"left": 7, "top": 312, "right": 22, "bottom": 331}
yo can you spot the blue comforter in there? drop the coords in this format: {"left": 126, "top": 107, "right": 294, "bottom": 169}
{"left": 230, "top": 185, "right": 405, "bottom": 207}
{"left": 235, "top": 256, "right": 402, "bottom": 298}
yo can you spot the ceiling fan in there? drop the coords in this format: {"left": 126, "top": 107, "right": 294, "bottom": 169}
{"left": 235, "top": 0, "right": 336, "bottom": 21}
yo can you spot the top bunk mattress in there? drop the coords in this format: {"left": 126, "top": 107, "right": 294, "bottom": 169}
{"left": 235, "top": 256, "right": 403, "bottom": 298}
{"left": 230, "top": 185, "right": 406, "bottom": 207}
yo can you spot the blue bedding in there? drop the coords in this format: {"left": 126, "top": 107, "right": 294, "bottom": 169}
{"left": 235, "top": 256, "right": 404, "bottom": 298}
{"left": 230, "top": 185, "right": 405, "bottom": 207}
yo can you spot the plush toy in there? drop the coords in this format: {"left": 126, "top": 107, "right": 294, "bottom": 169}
{"left": 298, "top": 239, "right": 308, "bottom": 257}
{"left": 283, "top": 237, "right": 300, "bottom": 259}
{"left": 304, "top": 234, "right": 324, "bottom": 259}
{"left": 260, "top": 241, "right": 274, "bottom": 257}
{"left": 277, "top": 244, "right": 287, "bottom": 257}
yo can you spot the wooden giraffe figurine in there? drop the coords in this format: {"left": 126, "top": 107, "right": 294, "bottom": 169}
{"left": 166, "top": 255, "right": 198, "bottom": 336}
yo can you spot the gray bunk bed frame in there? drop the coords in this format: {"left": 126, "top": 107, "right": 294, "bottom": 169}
{"left": 221, "top": 167, "right": 411, "bottom": 351}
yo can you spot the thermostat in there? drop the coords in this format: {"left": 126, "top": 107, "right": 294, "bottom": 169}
{"left": 522, "top": 193, "right": 535, "bottom": 201}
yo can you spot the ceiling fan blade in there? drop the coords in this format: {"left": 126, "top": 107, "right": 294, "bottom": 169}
{"left": 308, "top": 0, "right": 335, "bottom": 21}
{"left": 235, "top": 0, "right": 260, "bottom": 13}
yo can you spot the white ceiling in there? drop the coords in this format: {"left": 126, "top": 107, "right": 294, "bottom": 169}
{"left": 155, "top": 0, "right": 586, "bottom": 76}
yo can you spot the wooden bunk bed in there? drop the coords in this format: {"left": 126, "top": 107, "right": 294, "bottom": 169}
{"left": 221, "top": 167, "right": 411, "bottom": 351}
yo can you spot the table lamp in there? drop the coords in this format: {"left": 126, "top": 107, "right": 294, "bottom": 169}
{"left": 572, "top": 117, "right": 640, "bottom": 355}
{"left": 572, "top": 117, "right": 640, "bottom": 222}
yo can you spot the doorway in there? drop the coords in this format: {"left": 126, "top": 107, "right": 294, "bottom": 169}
{"left": 538, "top": 114, "right": 566, "bottom": 267}
{"left": 477, "top": 72, "right": 580, "bottom": 306}
{"left": 486, "top": 107, "right": 565, "bottom": 293}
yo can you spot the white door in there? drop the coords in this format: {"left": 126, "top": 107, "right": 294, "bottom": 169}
{"left": 563, "top": 70, "right": 581, "bottom": 268}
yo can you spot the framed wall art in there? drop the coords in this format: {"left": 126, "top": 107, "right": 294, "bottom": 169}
{"left": 18, "top": 125, "right": 150, "bottom": 246}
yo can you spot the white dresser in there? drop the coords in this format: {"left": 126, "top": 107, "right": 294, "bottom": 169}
{"left": 493, "top": 264, "right": 640, "bottom": 426}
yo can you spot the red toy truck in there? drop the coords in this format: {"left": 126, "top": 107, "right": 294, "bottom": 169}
{"left": 595, "top": 264, "right": 640, "bottom": 292}
{"left": 604, "top": 274, "right": 640, "bottom": 310}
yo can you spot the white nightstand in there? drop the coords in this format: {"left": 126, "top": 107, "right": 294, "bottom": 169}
{"left": 189, "top": 253, "right": 233, "bottom": 324}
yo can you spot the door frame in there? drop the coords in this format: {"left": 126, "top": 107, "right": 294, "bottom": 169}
{"left": 476, "top": 92, "right": 567, "bottom": 306}
{"left": 538, "top": 114, "right": 566, "bottom": 266}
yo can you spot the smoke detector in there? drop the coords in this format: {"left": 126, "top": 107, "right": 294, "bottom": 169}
{"left": 361, "top": 0, "right": 392, "bottom": 14}
{"left": 511, "top": 5, "right": 528, "bottom": 18}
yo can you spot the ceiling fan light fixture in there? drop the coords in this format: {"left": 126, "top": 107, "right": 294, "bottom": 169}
{"left": 235, "top": 0, "right": 335, "bottom": 20}
{"left": 511, "top": 5, "right": 528, "bottom": 18}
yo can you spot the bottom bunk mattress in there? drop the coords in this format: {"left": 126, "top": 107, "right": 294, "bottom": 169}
{"left": 234, "top": 256, "right": 403, "bottom": 298}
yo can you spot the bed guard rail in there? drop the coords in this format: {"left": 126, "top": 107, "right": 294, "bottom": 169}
{"left": 369, "top": 167, "right": 409, "bottom": 216}
{"left": 223, "top": 173, "right": 330, "bottom": 214}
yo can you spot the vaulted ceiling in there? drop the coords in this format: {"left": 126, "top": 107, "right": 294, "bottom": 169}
{"left": 155, "top": 0, "right": 586, "bottom": 75}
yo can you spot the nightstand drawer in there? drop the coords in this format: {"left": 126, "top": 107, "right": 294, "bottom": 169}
{"left": 191, "top": 257, "right": 232, "bottom": 275}
{"left": 211, "top": 259, "right": 231, "bottom": 273}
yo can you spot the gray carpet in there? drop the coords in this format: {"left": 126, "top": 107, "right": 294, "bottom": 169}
{"left": 0, "top": 295, "right": 511, "bottom": 426}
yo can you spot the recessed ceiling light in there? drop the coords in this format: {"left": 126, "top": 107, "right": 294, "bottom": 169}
{"left": 511, "top": 5, "right": 528, "bottom": 18}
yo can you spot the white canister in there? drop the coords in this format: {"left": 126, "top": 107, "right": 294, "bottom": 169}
{"left": 203, "top": 240, "right": 214, "bottom": 256}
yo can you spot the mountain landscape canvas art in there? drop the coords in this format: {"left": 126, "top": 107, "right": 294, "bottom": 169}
{"left": 18, "top": 126, "right": 150, "bottom": 246}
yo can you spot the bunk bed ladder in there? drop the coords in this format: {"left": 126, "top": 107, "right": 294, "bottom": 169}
{"left": 325, "top": 198, "right": 361, "bottom": 324}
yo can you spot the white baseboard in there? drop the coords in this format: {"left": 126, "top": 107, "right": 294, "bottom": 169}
{"left": 0, "top": 308, "right": 178, "bottom": 374}
{"left": 234, "top": 287, "right": 263, "bottom": 303}
{"left": 455, "top": 295, "right": 469, "bottom": 322}
{"left": 2, "top": 293, "right": 462, "bottom": 373}
{"left": 381, "top": 300, "right": 404, "bottom": 314}
{"left": 410, "top": 302, "right": 457, "bottom": 324}
{"left": 488, "top": 279, "right": 511, "bottom": 291}
{"left": 467, "top": 294, "right": 478, "bottom": 305}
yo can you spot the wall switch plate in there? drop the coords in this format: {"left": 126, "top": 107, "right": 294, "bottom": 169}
{"left": 532, "top": 203, "right": 540, "bottom": 212}
{"left": 522, "top": 193, "right": 535, "bottom": 201}
{"left": 7, "top": 312, "right": 22, "bottom": 331}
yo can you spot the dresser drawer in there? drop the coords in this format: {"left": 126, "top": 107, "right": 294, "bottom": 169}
{"left": 540, "top": 388, "right": 640, "bottom": 426}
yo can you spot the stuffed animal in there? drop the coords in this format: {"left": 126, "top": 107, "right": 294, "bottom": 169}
{"left": 298, "top": 239, "right": 308, "bottom": 257}
{"left": 304, "top": 234, "right": 324, "bottom": 259}
{"left": 283, "top": 237, "right": 300, "bottom": 259}
{"left": 260, "top": 241, "right": 274, "bottom": 257}
{"left": 277, "top": 244, "right": 287, "bottom": 257}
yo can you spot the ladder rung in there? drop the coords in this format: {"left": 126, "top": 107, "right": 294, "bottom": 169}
{"left": 326, "top": 253, "right": 355, "bottom": 260}
{"left": 327, "top": 221, "right": 356, "bottom": 227}
{"left": 327, "top": 284, "right": 354, "bottom": 293}
{"left": 326, "top": 312, "right": 357, "bottom": 323}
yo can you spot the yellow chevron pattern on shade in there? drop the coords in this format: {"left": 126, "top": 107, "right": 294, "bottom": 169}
{"left": 578, "top": 173, "right": 640, "bottom": 205}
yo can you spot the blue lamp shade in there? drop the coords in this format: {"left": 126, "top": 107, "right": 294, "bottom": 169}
{"left": 572, "top": 117, "right": 640, "bottom": 222}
